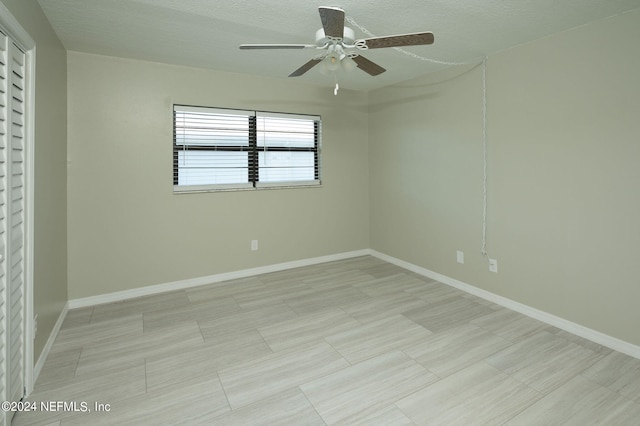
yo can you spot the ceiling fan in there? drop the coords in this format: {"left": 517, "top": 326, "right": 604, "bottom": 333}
{"left": 239, "top": 6, "right": 434, "bottom": 78}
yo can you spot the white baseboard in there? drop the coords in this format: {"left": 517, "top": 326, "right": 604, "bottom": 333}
{"left": 64, "top": 247, "right": 639, "bottom": 360}
{"left": 68, "top": 249, "right": 371, "bottom": 309}
{"left": 369, "top": 249, "right": 640, "bottom": 359}
{"left": 32, "top": 301, "right": 69, "bottom": 391}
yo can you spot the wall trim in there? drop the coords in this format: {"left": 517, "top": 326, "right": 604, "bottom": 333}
{"left": 68, "top": 249, "right": 371, "bottom": 309}
{"left": 368, "top": 249, "right": 640, "bottom": 359}
{"left": 33, "top": 301, "right": 69, "bottom": 388}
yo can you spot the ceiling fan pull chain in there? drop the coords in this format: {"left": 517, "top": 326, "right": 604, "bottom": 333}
{"left": 345, "top": 16, "right": 371, "bottom": 37}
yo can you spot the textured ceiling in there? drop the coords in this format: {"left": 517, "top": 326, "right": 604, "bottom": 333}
{"left": 38, "top": 0, "right": 640, "bottom": 91}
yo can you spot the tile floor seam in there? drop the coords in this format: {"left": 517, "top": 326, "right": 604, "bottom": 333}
{"left": 480, "top": 358, "right": 547, "bottom": 397}
{"left": 320, "top": 337, "right": 355, "bottom": 367}
{"left": 141, "top": 357, "right": 149, "bottom": 395}
{"left": 579, "top": 371, "right": 640, "bottom": 406}
{"left": 297, "top": 385, "right": 329, "bottom": 426}
{"left": 85, "top": 306, "right": 95, "bottom": 325}
{"left": 400, "top": 348, "right": 444, "bottom": 380}
{"left": 215, "top": 370, "right": 233, "bottom": 416}
{"left": 527, "top": 353, "right": 605, "bottom": 396}
{"left": 195, "top": 318, "right": 207, "bottom": 343}
{"left": 71, "top": 346, "right": 83, "bottom": 379}
{"left": 255, "top": 331, "right": 277, "bottom": 357}
{"left": 497, "top": 383, "right": 546, "bottom": 426}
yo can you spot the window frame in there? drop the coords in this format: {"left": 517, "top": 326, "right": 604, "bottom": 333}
{"left": 173, "top": 105, "right": 321, "bottom": 193}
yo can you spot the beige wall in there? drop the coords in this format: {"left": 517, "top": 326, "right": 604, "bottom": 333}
{"left": 67, "top": 52, "right": 370, "bottom": 299}
{"left": 1, "top": 0, "right": 68, "bottom": 361}
{"left": 5, "top": 1, "right": 638, "bottom": 362}
{"left": 370, "top": 10, "right": 640, "bottom": 345}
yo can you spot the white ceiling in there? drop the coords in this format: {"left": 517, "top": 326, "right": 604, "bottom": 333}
{"left": 38, "top": 0, "right": 640, "bottom": 91}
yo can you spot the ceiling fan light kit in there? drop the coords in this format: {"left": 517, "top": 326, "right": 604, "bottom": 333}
{"left": 239, "top": 6, "right": 434, "bottom": 93}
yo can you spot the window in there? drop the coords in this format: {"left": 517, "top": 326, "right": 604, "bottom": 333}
{"left": 173, "top": 105, "right": 321, "bottom": 192}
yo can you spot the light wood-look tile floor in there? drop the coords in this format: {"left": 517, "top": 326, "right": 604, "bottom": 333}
{"left": 15, "top": 256, "right": 640, "bottom": 425}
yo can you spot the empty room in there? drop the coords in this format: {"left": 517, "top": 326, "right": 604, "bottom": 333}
{"left": 1, "top": 0, "right": 640, "bottom": 424}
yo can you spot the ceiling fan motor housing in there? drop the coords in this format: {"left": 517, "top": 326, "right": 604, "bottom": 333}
{"left": 315, "top": 27, "right": 355, "bottom": 46}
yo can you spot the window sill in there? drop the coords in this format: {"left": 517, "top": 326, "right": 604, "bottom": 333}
{"left": 173, "top": 181, "right": 322, "bottom": 194}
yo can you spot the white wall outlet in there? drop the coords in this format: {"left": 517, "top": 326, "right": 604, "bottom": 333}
{"left": 489, "top": 258, "right": 498, "bottom": 273}
{"left": 251, "top": 240, "right": 258, "bottom": 251}
{"left": 456, "top": 250, "right": 464, "bottom": 264}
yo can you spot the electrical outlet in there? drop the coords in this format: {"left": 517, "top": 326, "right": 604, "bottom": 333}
{"left": 456, "top": 250, "right": 464, "bottom": 264}
{"left": 489, "top": 258, "right": 498, "bottom": 273}
{"left": 251, "top": 240, "right": 258, "bottom": 251}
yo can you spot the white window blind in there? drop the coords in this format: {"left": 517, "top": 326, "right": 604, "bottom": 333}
{"left": 173, "top": 105, "right": 321, "bottom": 192}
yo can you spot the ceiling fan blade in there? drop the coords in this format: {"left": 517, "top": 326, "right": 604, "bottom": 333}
{"left": 289, "top": 58, "right": 323, "bottom": 77}
{"left": 240, "top": 44, "right": 316, "bottom": 50}
{"left": 352, "top": 55, "right": 386, "bottom": 76}
{"left": 360, "top": 32, "right": 434, "bottom": 49}
{"left": 319, "top": 6, "right": 345, "bottom": 39}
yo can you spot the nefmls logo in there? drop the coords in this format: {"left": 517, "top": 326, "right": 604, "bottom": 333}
{"left": 40, "top": 401, "right": 90, "bottom": 412}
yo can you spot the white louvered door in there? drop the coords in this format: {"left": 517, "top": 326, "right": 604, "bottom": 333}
{"left": 0, "top": 29, "right": 26, "bottom": 426}
{"left": 0, "top": 29, "right": 9, "bottom": 424}
{"left": 8, "top": 34, "right": 25, "bottom": 409}
{"left": 0, "top": 29, "right": 5, "bottom": 424}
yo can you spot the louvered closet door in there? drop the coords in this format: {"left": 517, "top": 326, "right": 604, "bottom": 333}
{"left": 8, "top": 36, "right": 25, "bottom": 409}
{"left": 0, "top": 29, "right": 7, "bottom": 419}
{"left": 0, "top": 30, "right": 25, "bottom": 425}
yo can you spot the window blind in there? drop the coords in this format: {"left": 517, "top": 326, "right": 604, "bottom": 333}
{"left": 173, "top": 105, "right": 321, "bottom": 192}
